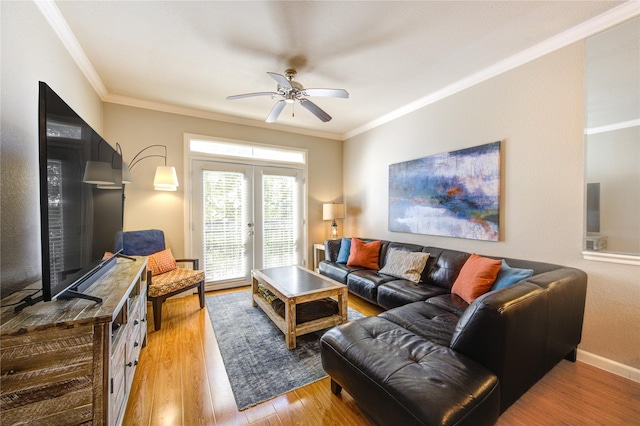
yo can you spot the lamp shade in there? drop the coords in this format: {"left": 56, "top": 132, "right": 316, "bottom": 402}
{"left": 323, "top": 203, "right": 345, "bottom": 220}
{"left": 153, "top": 166, "right": 179, "bottom": 191}
{"left": 83, "top": 161, "right": 115, "bottom": 185}
{"left": 97, "top": 170, "right": 123, "bottom": 190}
{"left": 122, "top": 161, "right": 132, "bottom": 184}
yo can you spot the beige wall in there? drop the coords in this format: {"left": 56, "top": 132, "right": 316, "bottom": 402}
{"left": 1, "top": 1, "right": 104, "bottom": 296}
{"left": 102, "top": 104, "right": 342, "bottom": 265}
{"left": 343, "top": 43, "right": 640, "bottom": 370}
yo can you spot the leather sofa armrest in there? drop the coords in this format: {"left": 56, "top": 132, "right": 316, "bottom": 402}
{"left": 449, "top": 267, "right": 587, "bottom": 413}
{"left": 450, "top": 282, "right": 548, "bottom": 411}
{"left": 324, "top": 239, "right": 341, "bottom": 262}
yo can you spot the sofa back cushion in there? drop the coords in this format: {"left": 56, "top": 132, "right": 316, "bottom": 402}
{"left": 422, "top": 247, "right": 471, "bottom": 290}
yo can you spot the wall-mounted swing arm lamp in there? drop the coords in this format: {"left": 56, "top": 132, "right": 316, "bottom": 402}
{"left": 128, "top": 144, "right": 179, "bottom": 191}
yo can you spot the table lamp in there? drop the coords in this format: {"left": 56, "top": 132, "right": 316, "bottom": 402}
{"left": 323, "top": 203, "right": 345, "bottom": 240}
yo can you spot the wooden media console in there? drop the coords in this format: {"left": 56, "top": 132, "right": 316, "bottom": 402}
{"left": 1, "top": 258, "right": 148, "bottom": 425}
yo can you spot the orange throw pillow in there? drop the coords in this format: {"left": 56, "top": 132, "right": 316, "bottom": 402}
{"left": 148, "top": 248, "right": 178, "bottom": 276}
{"left": 451, "top": 254, "right": 502, "bottom": 303}
{"left": 347, "top": 238, "right": 382, "bottom": 270}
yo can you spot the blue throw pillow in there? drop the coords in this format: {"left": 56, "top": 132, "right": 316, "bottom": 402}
{"left": 491, "top": 260, "right": 534, "bottom": 290}
{"left": 336, "top": 237, "right": 352, "bottom": 264}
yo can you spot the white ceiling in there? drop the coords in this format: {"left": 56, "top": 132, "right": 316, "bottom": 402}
{"left": 46, "top": 1, "right": 636, "bottom": 140}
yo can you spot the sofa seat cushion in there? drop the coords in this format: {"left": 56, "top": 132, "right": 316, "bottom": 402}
{"left": 379, "top": 301, "right": 459, "bottom": 346}
{"left": 321, "top": 316, "right": 500, "bottom": 426}
{"left": 346, "top": 270, "right": 395, "bottom": 304}
{"left": 149, "top": 268, "right": 205, "bottom": 298}
{"left": 426, "top": 293, "right": 470, "bottom": 317}
{"left": 318, "top": 261, "right": 363, "bottom": 284}
{"left": 377, "top": 280, "right": 449, "bottom": 310}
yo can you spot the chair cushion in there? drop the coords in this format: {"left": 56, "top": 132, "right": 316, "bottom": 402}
{"left": 149, "top": 267, "right": 205, "bottom": 297}
{"left": 148, "top": 248, "right": 178, "bottom": 276}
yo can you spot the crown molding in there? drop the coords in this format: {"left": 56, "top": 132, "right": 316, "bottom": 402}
{"left": 36, "top": 0, "right": 639, "bottom": 142}
{"left": 343, "top": 1, "right": 640, "bottom": 140}
{"left": 33, "top": 0, "right": 108, "bottom": 97}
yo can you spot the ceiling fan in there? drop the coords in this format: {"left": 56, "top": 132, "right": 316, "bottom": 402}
{"left": 226, "top": 69, "right": 349, "bottom": 123}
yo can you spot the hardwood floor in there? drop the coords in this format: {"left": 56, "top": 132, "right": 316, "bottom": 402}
{"left": 123, "top": 288, "right": 640, "bottom": 425}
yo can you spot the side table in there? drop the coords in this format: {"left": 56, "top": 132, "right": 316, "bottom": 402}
{"left": 313, "top": 243, "right": 325, "bottom": 272}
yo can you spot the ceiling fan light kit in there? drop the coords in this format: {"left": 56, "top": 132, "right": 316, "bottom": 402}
{"left": 226, "top": 69, "right": 348, "bottom": 123}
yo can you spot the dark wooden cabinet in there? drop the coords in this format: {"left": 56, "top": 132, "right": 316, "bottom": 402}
{"left": 1, "top": 258, "right": 147, "bottom": 426}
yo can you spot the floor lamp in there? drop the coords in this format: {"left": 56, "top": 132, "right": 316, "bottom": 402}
{"left": 127, "top": 144, "right": 179, "bottom": 191}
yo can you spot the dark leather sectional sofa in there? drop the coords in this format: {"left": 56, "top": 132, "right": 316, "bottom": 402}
{"left": 319, "top": 238, "right": 587, "bottom": 426}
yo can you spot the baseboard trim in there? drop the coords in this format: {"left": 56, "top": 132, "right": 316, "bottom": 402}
{"left": 577, "top": 349, "right": 640, "bottom": 383}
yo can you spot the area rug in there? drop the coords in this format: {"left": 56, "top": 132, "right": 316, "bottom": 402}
{"left": 205, "top": 289, "right": 364, "bottom": 410}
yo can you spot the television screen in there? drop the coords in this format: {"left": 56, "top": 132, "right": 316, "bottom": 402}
{"left": 39, "top": 82, "right": 123, "bottom": 301}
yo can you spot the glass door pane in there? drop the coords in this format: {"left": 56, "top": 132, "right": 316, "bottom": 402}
{"left": 192, "top": 161, "right": 304, "bottom": 288}
{"left": 192, "top": 161, "right": 253, "bottom": 286}
{"left": 254, "top": 167, "right": 303, "bottom": 269}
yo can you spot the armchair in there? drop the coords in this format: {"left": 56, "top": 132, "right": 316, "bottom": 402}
{"left": 115, "top": 229, "right": 205, "bottom": 331}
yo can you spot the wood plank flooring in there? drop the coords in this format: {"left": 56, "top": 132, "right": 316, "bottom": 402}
{"left": 123, "top": 288, "right": 640, "bottom": 425}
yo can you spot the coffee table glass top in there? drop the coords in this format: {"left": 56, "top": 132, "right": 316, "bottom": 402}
{"left": 255, "top": 266, "right": 342, "bottom": 297}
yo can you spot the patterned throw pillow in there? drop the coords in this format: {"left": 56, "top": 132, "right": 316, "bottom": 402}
{"left": 379, "top": 249, "right": 430, "bottom": 283}
{"left": 148, "top": 248, "right": 178, "bottom": 276}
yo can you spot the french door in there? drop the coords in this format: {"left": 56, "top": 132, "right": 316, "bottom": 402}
{"left": 192, "top": 160, "right": 304, "bottom": 289}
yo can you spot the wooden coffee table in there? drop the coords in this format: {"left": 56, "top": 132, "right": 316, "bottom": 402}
{"left": 251, "top": 266, "right": 348, "bottom": 349}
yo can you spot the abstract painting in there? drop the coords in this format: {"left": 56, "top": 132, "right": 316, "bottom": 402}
{"left": 389, "top": 141, "right": 501, "bottom": 241}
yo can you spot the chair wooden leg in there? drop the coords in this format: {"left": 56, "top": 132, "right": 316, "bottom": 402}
{"left": 152, "top": 297, "right": 163, "bottom": 331}
{"left": 197, "top": 281, "right": 205, "bottom": 309}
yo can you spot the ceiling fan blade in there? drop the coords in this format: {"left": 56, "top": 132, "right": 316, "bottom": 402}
{"left": 226, "top": 92, "right": 277, "bottom": 100}
{"left": 298, "top": 98, "right": 332, "bottom": 122}
{"left": 267, "top": 72, "right": 292, "bottom": 89}
{"left": 303, "top": 88, "right": 349, "bottom": 99}
{"left": 266, "top": 100, "right": 286, "bottom": 123}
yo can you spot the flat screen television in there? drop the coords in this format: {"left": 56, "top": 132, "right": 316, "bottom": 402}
{"left": 28, "top": 82, "right": 124, "bottom": 307}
